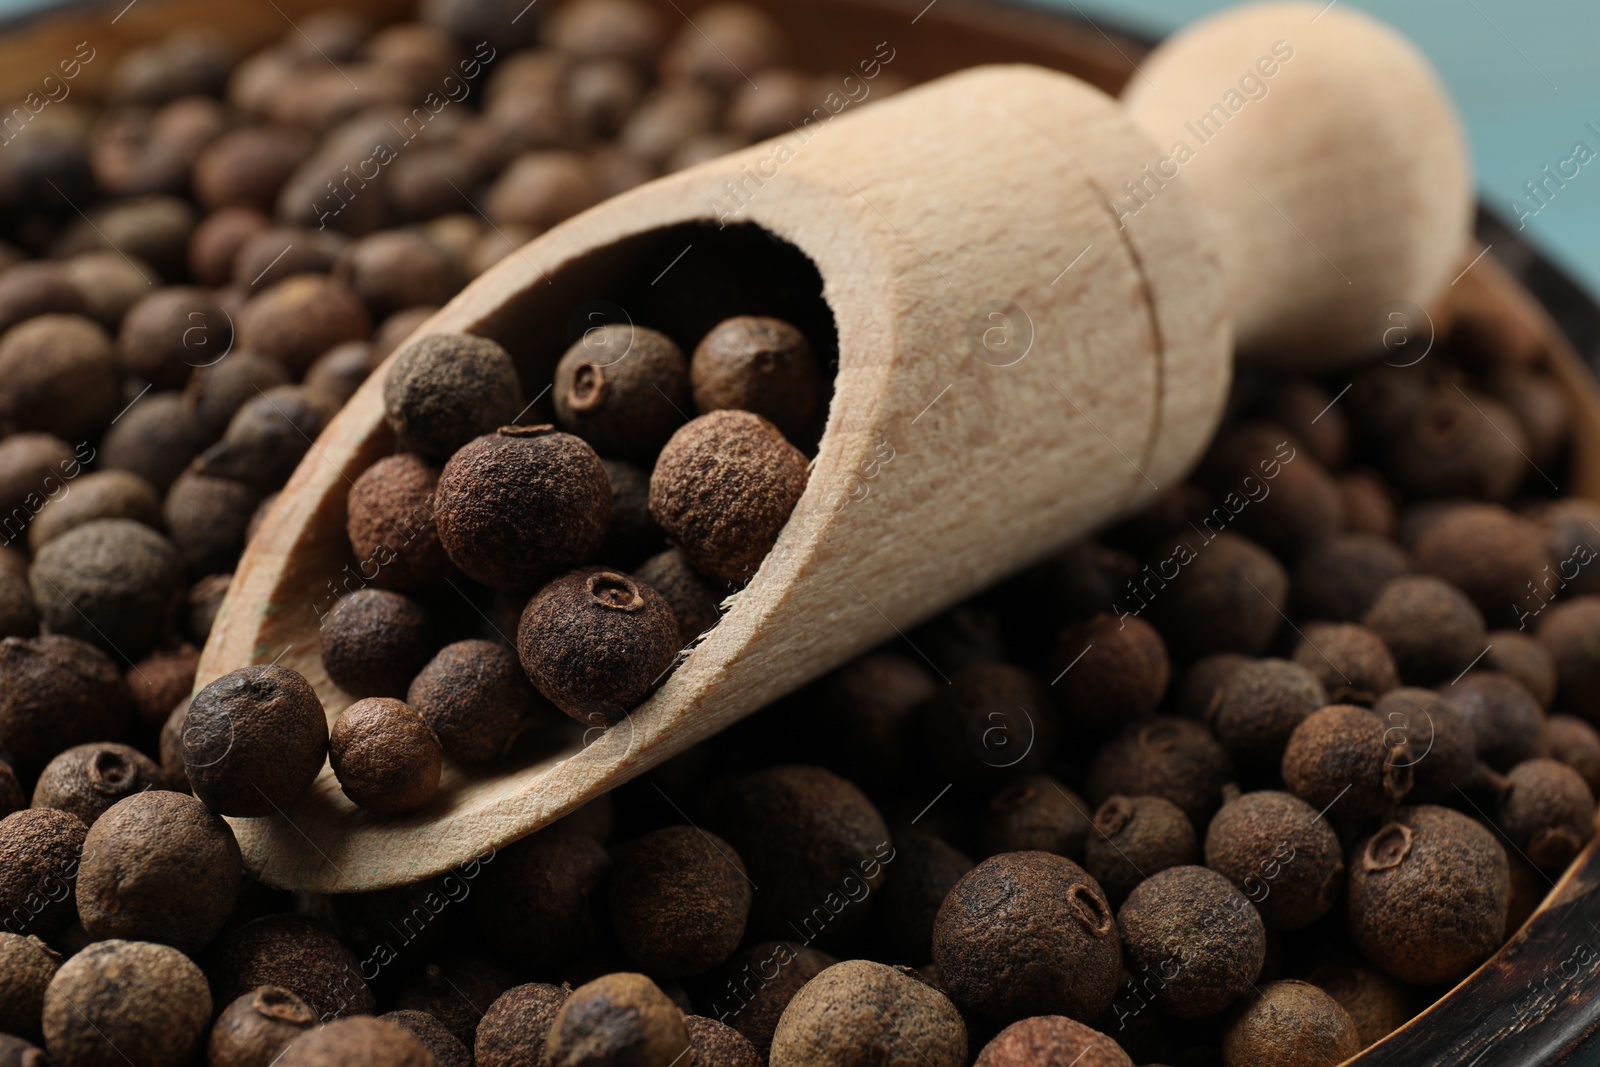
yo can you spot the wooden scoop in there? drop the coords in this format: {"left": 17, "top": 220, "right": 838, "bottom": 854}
{"left": 199, "top": 5, "right": 1469, "bottom": 892}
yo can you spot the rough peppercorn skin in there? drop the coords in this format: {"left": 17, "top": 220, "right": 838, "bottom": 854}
{"left": 553, "top": 323, "right": 690, "bottom": 460}
{"left": 384, "top": 333, "right": 525, "bottom": 460}
{"left": 182, "top": 664, "right": 329, "bottom": 818}
{"left": 1116, "top": 865, "right": 1266, "bottom": 1019}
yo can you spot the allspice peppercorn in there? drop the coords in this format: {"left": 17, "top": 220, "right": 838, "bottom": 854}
{"left": 0, "top": 314, "right": 120, "bottom": 442}
{"left": 1496, "top": 758, "right": 1595, "bottom": 870}
{"left": 28, "top": 469, "right": 163, "bottom": 554}
{"left": 1362, "top": 575, "right": 1487, "bottom": 684}
{"left": 182, "top": 663, "right": 329, "bottom": 818}
{"left": 648, "top": 409, "right": 809, "bottom": 584}
{"left": 476, "top": 983, "right": 571, "bottom": 1067}
{"left": 329, "top": 698, "right": 443, "bottom": 815}
{"left": 974, "top": 1015, "right": 1134, "bottom": 1067}
{"left": 609, "top": 825, "right": 752, "bottom": 977}
{"left": 384, "top": 333, "right": 526, "bottom": 460}
{"left": 101, "top": 391, "right": 209, "bottom": 494}
{"left": 1084, "top": 794, "right": 1198, "bottom": 904}
{"left": 976, "top": 774, "right": 1091, "bottom": 860}
{"left": 1348, "top": 805, "right": 1509, "bottom": 984}
{"left": 771, "top": 960, "right": 967, "bottom": 1067}
{"left": 1203, "top": 790, "right": 1343, "bottom": 930}
{"left": 1196, "top": 423, "right": 1343, "bottom": 557}
{"left": 30, "top": 518, "right": 185, "bottom": 660}
{"left": 384, "top": 1010, "right": 471, "bottom": 1067}
{"left": 1221, "top": 980, "right": 1361, "bottom": 1067}
{"left": 1209, "top": 658, "right": 1328, "bottom": 771}
{"left": 208, "top": 987, "right": 319, "bottom": 1067}
{"left": 394, "top": 957, "right": 518, "bottom": 1049}
{"left": 920, "top": 662, "right": 1055, "bottom": 780}
{"left": 553, "top": 324, "right": 690, "bottom": 461}
{"left": 543, "top": 973, "right": 690, "bottom": 1067}
{"left": 197, "top": 384, "right": 336, "bottom": 494}
{"left": 1485, "top": 629, "right": 1559, "bottom": 709}
{"left": 601, "top": 459, "right": 665, "bottom": 565}
{"left": 1546, "top": 713, "right": 1600, "bottom": 793}
{"left": 1282, "top": 705, "right": 1412, "bottom": 821}
{"left": 117, "top": 286, "right": 234, "bottom": 389}
{"left": 320, "top": 588, "right": 434, "bottom": 699}
{"left": 164, "top": 468, "right": 261, "bottom": 577}
{"left": 1049, "top": 613, "right": 1169, "bottom": 732}
{"left": 408, "top": 639, "right": 537, "bottom": 763}
{"left": 43, "top": 940, "right": 211, "bottom": 1067}
{"left": 874, "top": 832, "right": 973, "bottom": 965}
{"left": 1291, "top": 622, "right": 1400, "bottom": 706}
{"left": 933, "top": 851, "right": 1122, "bottom": 1025}
{"left": 690, "top": 315, "right": 822, "bottom": 440}
{"left": 0, "top": 808, "right": 86, "bottom": 938}
{"left": 686, "top": 1015, "right": 763, "bottom": 1067}
{"left": 237, "top": 274, "right": 370, "bottom": 374}
{"left": 1117, "top": 865, "right": 1266, "bottom": 1019}
{"left": 473, "top": 820, "right": 611, "bottom": 971}
{"left": 30, "top": 742, "right": 164, "bottom": 827}
{"left": 1536, "top": 596, "right": 1600, "bottom": 709}
{"left": 210, "top": 914, "right": 376, "bottom": 1021}
{"left": 1389, "top": 389, "right": 1528, "bottom": 502}
{"left": 276, "top": 1016, "right": 435, "bottom": 1067}
{"left": 0, "top": 635, "right": 131, "bottom": 772}
{"left": 435, "top": 426, "right": 612, "bottom": 590}
{"left": 1145, "top": 532, "right": 1288, "bottom": 660}
{"left": 336, "top": 231, "right": 458, "bottom": 320}
{"left": 1086, "top": 717, "right": 1235, "bottom": 826}
{"left": 1437, "top": 671, "right": 1546, "bottom": 771}
{"left": 346, "top": 453, "right": 452, "bottom": 591}
{"left": 704, "top": 941, "right": 837, "bottom": 1053}
{"left": 0, "top": 933, "right": 59, "bottom": 1040}
{"left": 1305, "top": 961, "right": 1413, "bottom": 1047}
{"left": 517, "top": 568, "right": 680, "bottom": 726}
{"left": 1415, "top": 503, "right": 1552, "bottom": 627}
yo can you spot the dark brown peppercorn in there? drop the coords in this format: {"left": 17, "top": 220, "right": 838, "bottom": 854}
{"left": 43, "top": 940, "right": 211, "bottom": 1067}
{"left": 0, "top": 263, "right": 88, "bottom": 335}
{"left": 29, "top": 469, "right": 163, "bottom": 554}
{"left": 188, "top": 572, "right": 232, "bottom": 645}
{"left": 1196, "top": 424, "right": 1343, "bottom": 557}
{"left": 1546, "top": 713, "right": 1600, "bottom": 793}
{"left": 518, "top": 568, "right": 679, "bottom": 726}
{"left": 1485, "top": 629, "right": 1559, "bottom": 708}
{"left": 1347, "top": 805, "right": 1508, "bottom": 984}
{"left": 408, "top": 639, "right": 536, "bottom": 763}
{"left": 238, "top": 274, "right": 371, "bottom": 374}
{"left": 1087, "top": 717, "right": 1234, "bottom": 826}
{"left": 1050, "top": 613, "right": 1169, "bottom": 732}
{"left": 212, "top": 915, "right": 375, "bottom": 1021}
{"left": 1389, "top": 389, "right": 1528, "bottom": 502}
{"left": 346, "top": 453, "right": 452, "bottom": 591}
{"left": 0, "top": 933, "right": 59, "bottom": 1040}
{"left": 542, "top": 973, "right": 688, "bottom": 1067}
{"left": 1497, "top": 758, "right": 1595, "bottom": 869}
{"left": 1222, "top": 979, "right": 1361, "bottom": 1067}
{"left": 320, "top": 588, "right": 433, "bottom": 699}
{"left": 1415, "top": 503, "right": 1552, "bottom": 627}
{"left": 1306, "top": 960, "right": 1412, "bottom": 1047}
{"left": 116, "top": 287, "right": 233, "bottom": 389}
{"left": 1203, "top": 790, "right": 1342, "bottom": 930}
{"left": 601, "top": 459, "right": 664, "bottom": 565}
{"left": 610, "top": 825, "right": 751, "bottom": 977}
{"left": 977, "top": 774, "right": 1091, "bottom": 860}
{"left": 0, "top": 635, "right": 131, "bottom": 772}
{"left": 476, "top": 983, "right": 571, "bottom": 1067}
{"left": 394, "top": 957, "right": 518, "bottom": 1050}
{"left": 1209, "top": 658, "right": 1328, "bottom": 772}
{"left": 0, "top": 570, "right": 29, "bottom": 640}
{"left": 384, "top": 1010, "right": 471, "bottom": 1067}
{"left": 276, "top": 1016, "right": 435, "bottom": 1067}
{"left": 660, "top": 4, "right": 784, "bottom": 89}
{"left": 182, "top": 664, "right": 329, "bottom": 818}
{"left": 1374, "top": 687, "right": 1481, "bottom": 802}
{"left": 475, "top": 820, "right": 611, "bottom": 971}
{"left": 208, "top": 987, "right": 318, "bottom": 1067}
{"left": 1145, "top": 532, "right": 1288, "bottom": 660}
{"left": 1362, "top": 575, "right": 1487, "bottom": 684}
{"left": 1339, "top": 469, "right": 1399, "bottom": 537}
{"left": 30, "top": 518, "right": 184, "bottom": 659}
{"left": 0, "top": 431, "right": 75, "bottom": 523}
{"left": 436, "top": 426, "right": 611, "bottom": 590}
{"left": 101, "top": 391, "right": 209, "bottom": 494}
{"left": 197, "top": 384, "right": 336, "bottom": 495}
{"left": 920, "top": 662, "right": 1055, "bottom": 780}
{"left": 1291, "top": 623, "right": 1400, "bottom": 706}
{"left": 305, "top": 341, "right": 372, "bottom": 406}
{"left": 873, "top": 832, "right": 973, "bottom": 965}
{"left": 685, "top": 1015, "right": 762, "bottom": 1067}
{"left": 164, "top": 469, "right": 260, "bottom": 577}
{"left": 1533, "top": 497, "right": 1600, "bottom": 597}
{"left": 329, "top": 698, "right": 443, "bottom": 815}
{"left": 1085, "top": 794, "right": 1198, "bottom": 905}
{"left": 770, "top": 960, "right": 967, "bottom": 1067}
{"left": 974, "top": 1015, "right": 1134, "bottom": 1067}
{"left": 0, "top": 315, "right": 120, "bottom": 442}
{"left": 384, "top": 333, "right": 525, "bottom": 461}
{"left": 1283, "top": 705, "right": 1412, "bottom": 821}
{"left": 709, "top": 765, "right": 890, "bottom": 943}
{"left": 1537, "top": 596, "right": 1600, "bottom": 711}
{"left": 636, "top": 548, "right": 724, "bottom": 642}
{"left": 648, "top": 410, "right": 809, "bottom": 584}
{"left": 485, "top": 152, "right": 604, "bottom": 231}
{"left": 704, "top": 941, "right": 836, "bottom": 1053}
{"left": 554, "top": 325, "right": 689, "bottom": 461}
{"left": 78, "top": 790, "right": 241, "bottom": 953}
{"left": 1178, "top": 652, "right": 1250, "bottom": 719}
{"left": 1291, "top": 533, "right": 1412, "bottom": 623}
{"left": 30, "top": 742, "right": 163, "bottom": 827}
{"left": 0, "top": 808, "right": 85, "bottom": 938}
{"left": 689, "top": 316, "right": 821, "bottom": 441}
{"left": 231, "top": 227, "right": 338, "bottom": 293}
{"left": 0, "top": 762, "right": 21, "bottom": 818}
{"left": 936, "top": 850, "right": 1121, "bottom": 1026}
{"left": 336, "top": 231, "right": 458, "bottom": 320}
{"left": 182, "top": 352, "right": 292, "bottom": 442}
{"left": 188, "top": 206, "right": 269, "bottom": 286}
{"left": 1437, "top": 671, "right": 1547, "bottom": 771}
{"left": 1117, "top": 865, "right": 1265, "bottom": 1019}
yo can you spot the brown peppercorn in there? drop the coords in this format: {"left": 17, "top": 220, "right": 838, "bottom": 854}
{"left": 188, "top": 206, "right": 270, "bottom": 286}
{"left": 476, "top": 983, "right": 571, "bottom": 1067}
{"left": 187, "top": 572, "right": 232, "bottom": 645}
{"left": 197, "top": 384, "right": 336, "bottom": 494}
{"left": 346, "top": 453, "right": 452, "bottom": 592}
{"left": 873, "top": 832, "right": 973, "bottom": 965}
{"left": 0, "top": 571, "right": 34, "bottom": 639}
{"left": 1415, "top": 503, "right": 1552, "bottom": 627}
{"left": 1196, "top": 424, "right": 1343, "bottom": 557}
{"left": 1338, "top": 469, "right": 1399, "bottom": 538}
{"left": 486, "top": 152, "right": 604, "bottom": 230}
{"left": 1144, "top": 532, "right": 1288, "bottom": 660}
{"left": 1117, "top": 865, "right": 1266, "bottom": 1019}
{"left": 78, "top": 790, "right": 241, "bottom": 952}
{"left": 709, "top": 765, "right": 890, "bottom": 943}
{"left": 1291, "top": 533, "right": 1412, "bottom": 623}
{"left": 610, "top": 825, "right": 751, "bottom": 977}
{"left": 276, "top": 1016, "right": 435, "bottom": 1067}
{"left": 1085, "top": 794, "right": 1198, "bottom": 905}
{"left": 305, "top": 341, "right": 372, "bottom": 406}
{"left": 1437, "top": 671, "right": 1547, "bottom": 771}
{"left": 29, "top": 469, "right": 163, "bottom": 554}
{"left": 408, "top": 639, "right": 536, "bottom": 764}
{"left": 635, "top": 548, "right": 723, "bottom": 642}
{"left": 1283, "top": 704, "right": 1412, "bottom": 821}
{"left": 684, "top": 1015, "right": 761, "bottom": 1067}
{"left": 29, "top": 518, "right": 184, "bottom": 659}
{"left": 1050, "top": 613, "right": 1169, "bottom": 732}
{"left": 30, "top": 742, "right": 163, "bottom": 827}
{"left": 182, "top": 664, "right": 329, "bottom": 818}
{"left": 329, "top": 698, "right": 442, "bottom": 815}
{"left": 475, "top": 820, "right": 611, "bottom": 971}
{"left": 320, "top": 588, "right": 434, "bottom": 700}
{"left": 1374, "top": 686, "right": 1481, "bottom": 802}
{"left": 660, "top": 3, "right": 784, "bottom": 89}
{"left": 553, "top": 325, "right": 689, "bottom": 461}
{"left": 1209, "top": 658, "right": 1328, "bottom": 772}
{"left": 1389, "top": 389, "right": 1528, "bottom": 502}
{"left": 0, "top": 315, "right": 120, "bottom": 441}
{"left": 517, "top": 568, "right": 679, "bottom": 726}
{"left": 703, "top": 941, "right": 837, "bottom": 1053}
{"left": 231, "top": 226, "right": 340, "bottom": 292}
{"left": 568, "top": 58, "right": 646, "bottom": 140}
{"left": 436, "top": 426, "right": 611, "bottom": 590}
{"left": 542, "top": 972, "right": 688, "bottom": 1067}
{"left": 0, "top": 933, "right": 59, "bottom": 1040}
{"left": 1536, "top": 596, "right": 1600, "bottom": 711}
{"left": 689, "top": 316, "right": 821, "bottom": 441}
{"left": 1533, "top": 496, "right": 1600, "bottom": 597}
{"left": 1347, "top": 805, "right": 1508, "bottom": 984}
{"left": 977, "top": 774, "right": 1091, "bottom": 860}
{"left": 384, "top": 1011, "right": 471, "bottom": 1067}
{"left": 394, "top": 957, "right": 519, "bottom": 1049}
{"left": 336, "top": 231, "right": 458, "bottom": 321}
{"left": 0, "top": 263, "right": 88, "bottom": 335}
{"left": 548, "top": 0, "right": 665, "bottom": 64}
{"left": 0, "top": 808, "right": 85, "bottom": 938}
{"left": 974, "top": 1015, "right": 1134, "bottom": 1067}
{"left": 1546, "top": 713, "right": 1600, "bottom": 793}
{"left": 934, "top": 852, "right": 1121, "bottom": 1025}
{"left": 1306, "top": 960, "right": 1412, "bottom": 1047}
{"left": 1484, "top": 629, "right": 1559, "bottom": 708}
{"left": 1497, "top": 757, "right": 1595, "bottom": 869}
{"left": 1177, "top": 652, "right": 1250, "bottom": 719}
{"left": 212, "top": 915, "right": 375, "bottom": 1021}
{"left": 182, "top": 351, "right": 292, "bottom": 441}
{"left": 771, "top": 960, "right": 967, "bottom": 1067}
{"left": 0, "top": 431, "right": 76, "bottom": 525}
{"left": 0, "top": 762, "right": 21, "bottom": 818}
{"left": 920, "top": 662, "right": 1055, "bottom": 780}
{"left": 1292, "top": 623, "right": 1400, "bottom": 706}
{"left": 0, "top": 635, "right": 131, "bottom": 772}
{"left": 1221, "top": 979, "right": 1361, "bottom": 1067}
{"left": 164, "top": 469, "right": 260, "bottom": 577}
{"left": 116, "top": 287, "right": 234, "bottom": 389}
{"left": 726, "top": 69, "right": 816, "bottom": 141}
{"left": 1267, "top": 380, "right": 1349, "bottom": 469}
{"left": 1362, "top": 575, "right": 1487, "bottom": 684}
{"left": 208, "top": 986, "right": 319, "bottom": 1067}
{"left": 101, "top": 391, "right": 210, "bottom": 494}
{"left": 1203, "top": 790, "right": 1343, "bottom": 930}
{"left": 648, "top": 410, "right": 809, "bottom": 584}
{"left": 238, "top": 275, "right": 370, "bottom": 374}
{"left": 600, "top": 459, "right": 664, "bottom": 566}
{"left": 1087, "top": 717, "right": 1235, "bottom": 826}
{"left": 43, "top": 940, "right": 211, "bottom": 1067}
